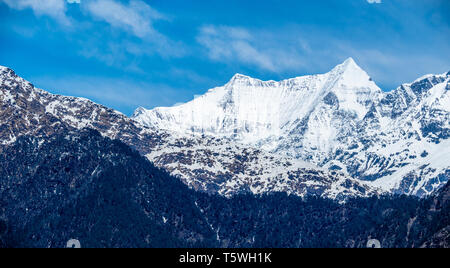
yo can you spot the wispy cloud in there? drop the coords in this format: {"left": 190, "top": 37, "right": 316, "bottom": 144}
{"left": 84, "top": 0, "right": 165, "bottom": 39}
{"left": 1, "top": 0, "right": 184, "bottom": 63}
{"left": 0, "top": 0, "right": 71, "bottom": 25}
{"left": 197, "top": 25, "right": 306, "bottom": 73}
{"left": 82, "top": 0, "right": 186, "bottom": 60}
{"left": 367, "top": 0, "right": 382, "bottom": 4}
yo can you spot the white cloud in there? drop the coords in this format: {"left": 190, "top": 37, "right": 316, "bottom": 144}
{"left": 67, "top": 0, "right": 80, "bottom": 4}
{"left": 367, "top": 0, "right": 382, "bottom": 4}
{"left": 1, "top": 0, "right": 71, "bottom": 25}
{"left": 85, "top": 0, "right": 165, "bottom": 38}
{"left": 197, "top": 25, "right": 305, "bottom": 72}
{"left": 195, "top": 23, "right": 450, "bottom": 90}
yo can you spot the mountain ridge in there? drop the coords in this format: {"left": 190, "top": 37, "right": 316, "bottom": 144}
{"left": 0, "top": 64, "right": 376, "bottom": 200}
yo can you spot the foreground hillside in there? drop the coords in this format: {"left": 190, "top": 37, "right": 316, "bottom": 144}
{"left": 0, "top": 129, "right": 448, "bottom": 248}
{"left": 0, "top": 129, "right": 216, "bottom": 248}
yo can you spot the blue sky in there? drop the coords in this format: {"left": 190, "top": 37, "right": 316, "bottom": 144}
{"left": 0, "top": 0, "right": 449, "bottom": 115}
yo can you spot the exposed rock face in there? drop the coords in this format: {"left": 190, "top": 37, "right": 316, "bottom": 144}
{"left": 145, "top": 134, "right": 376, "bottom": 200}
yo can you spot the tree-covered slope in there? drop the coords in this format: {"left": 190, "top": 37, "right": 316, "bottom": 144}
{"left": 0, "top": 129, "right": 448, "bottom": 248}
{"left": 0, "top": 129, "right": 216, "bottom": 248}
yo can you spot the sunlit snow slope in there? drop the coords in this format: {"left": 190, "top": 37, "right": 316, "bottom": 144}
{"left": 134, "top": 58, "right": 381, "bottom": 146}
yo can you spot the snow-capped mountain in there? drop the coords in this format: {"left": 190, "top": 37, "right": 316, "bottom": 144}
{"left": 134, "top": 58, "right": 381, "bottom": 146}
{"left": 0, "top": 64, "right": 374, "bottom": 200}
{"left": 133, "top": 58, "right": 450, "bottom": 197}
